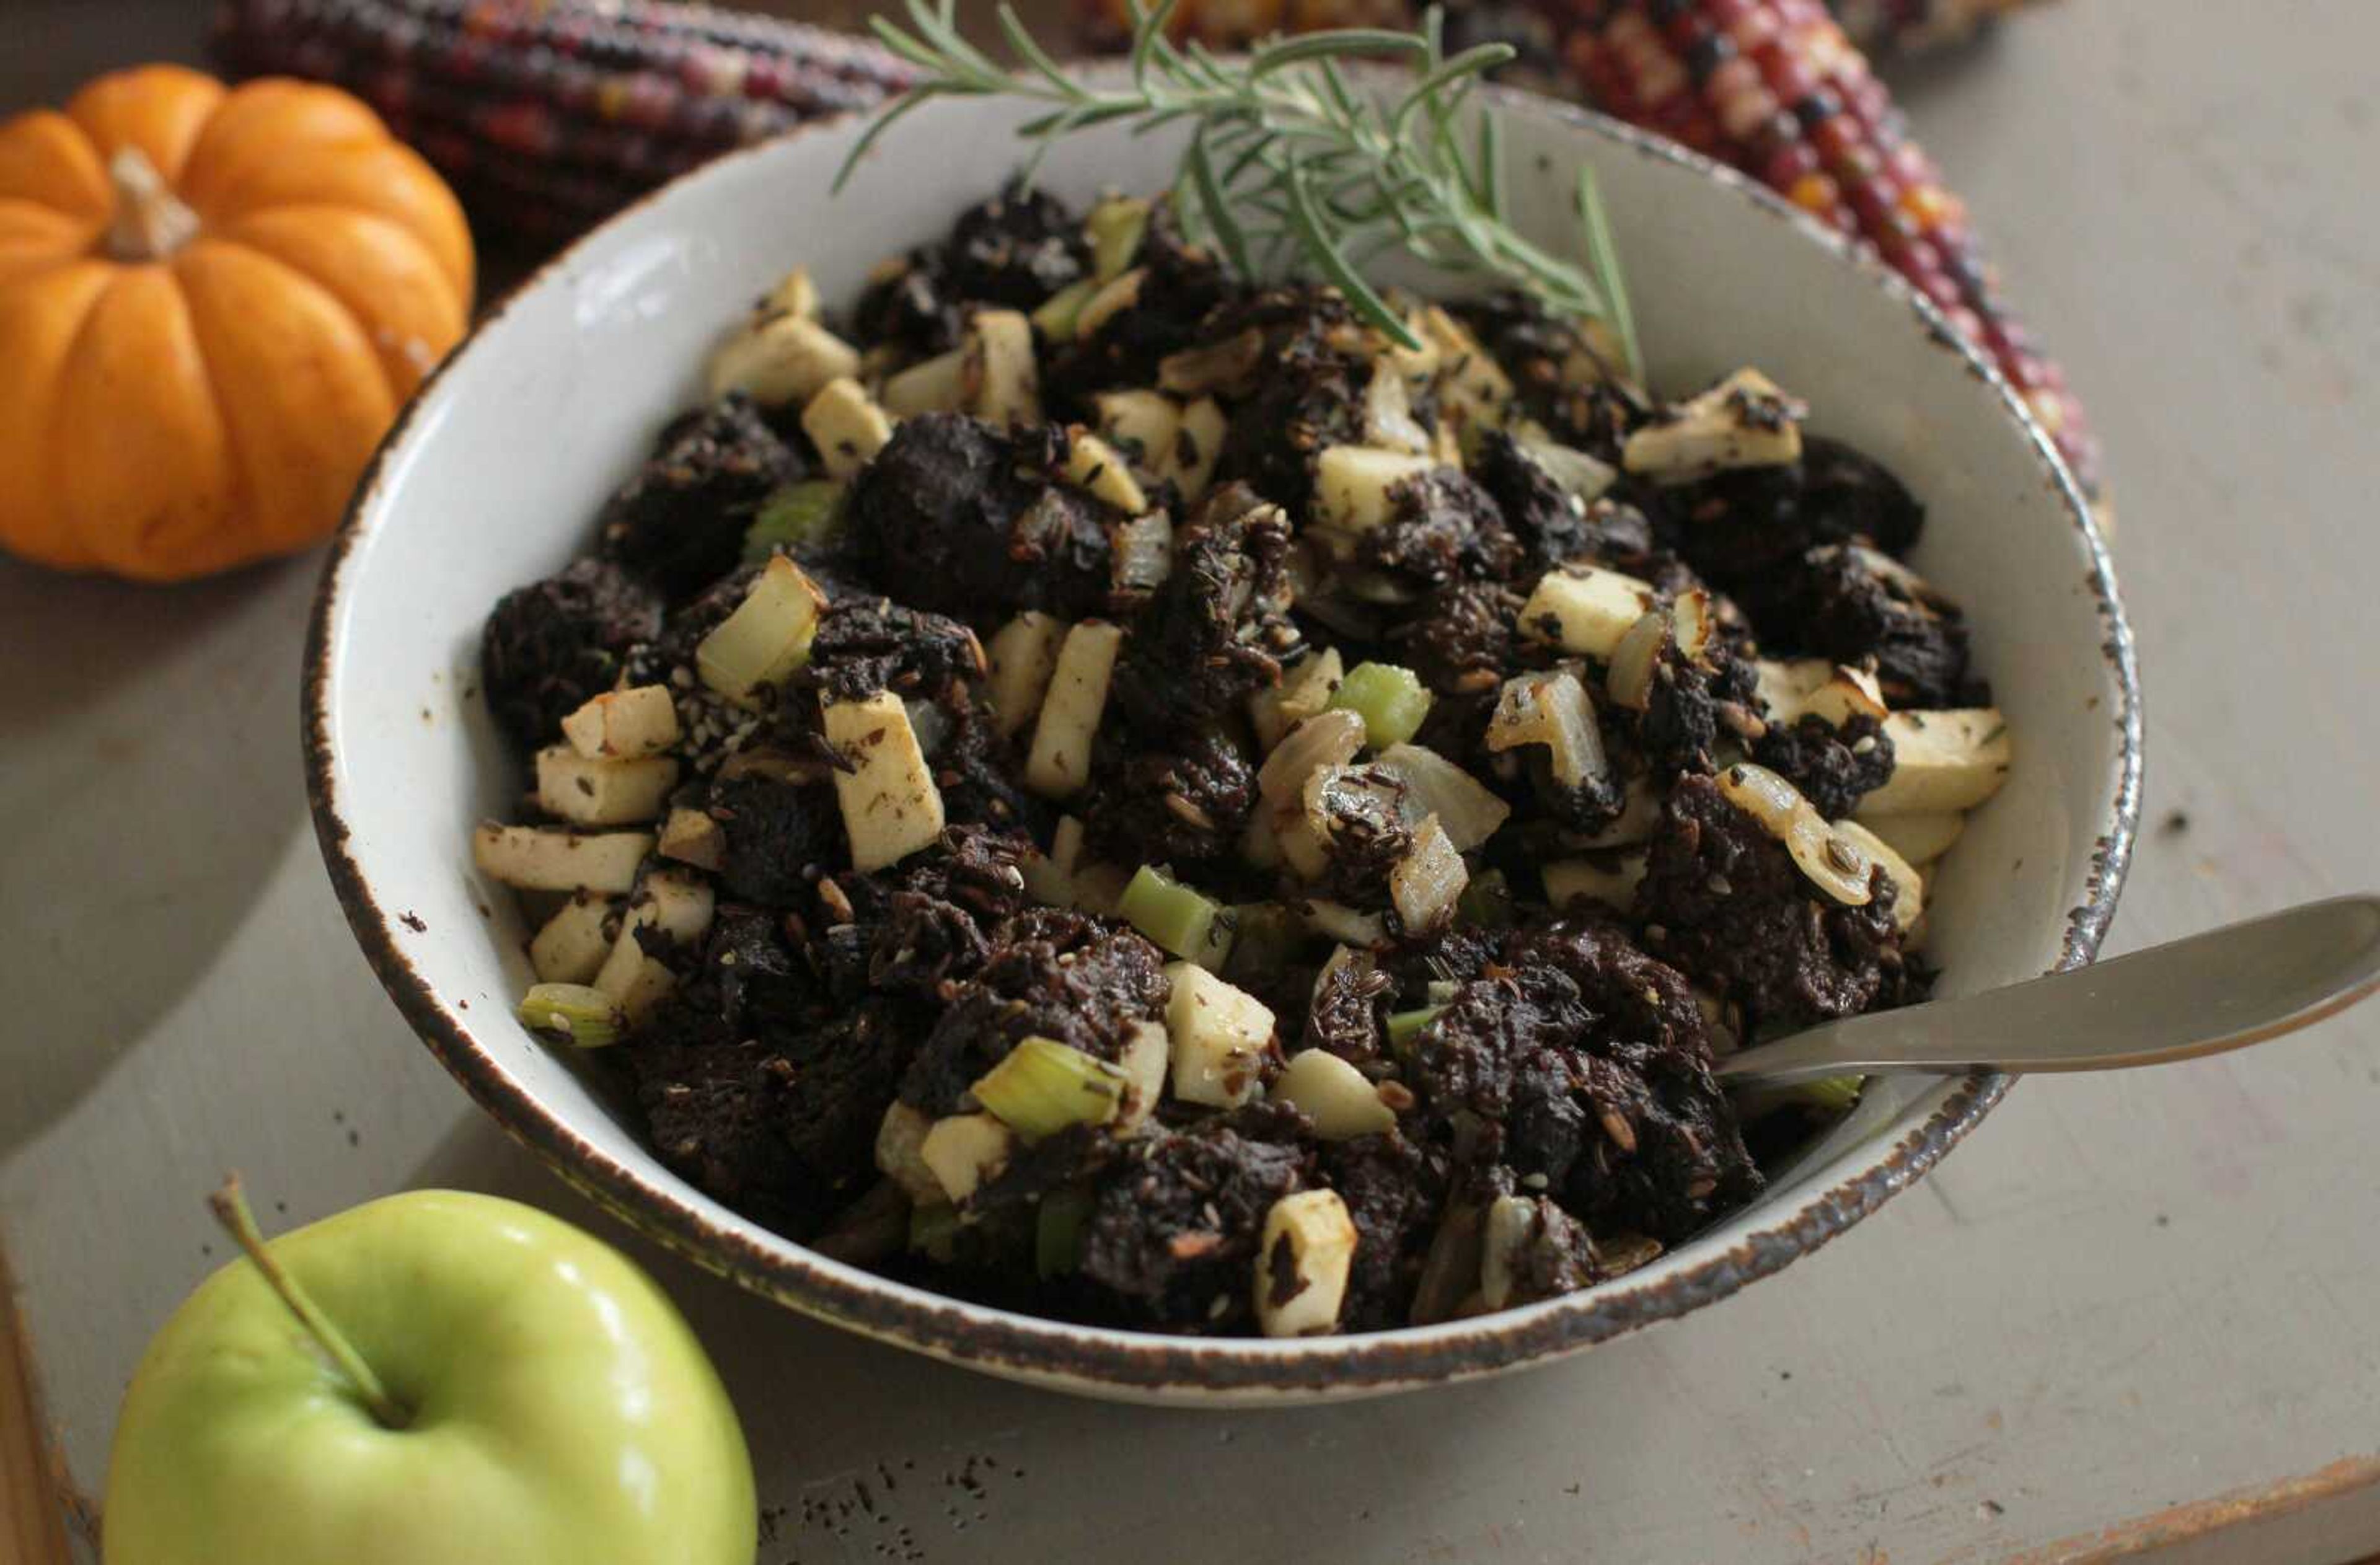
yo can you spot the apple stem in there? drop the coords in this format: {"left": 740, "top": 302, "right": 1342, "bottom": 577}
{"left": 209, "top": 1176, "right": 411, "bottom": 1431}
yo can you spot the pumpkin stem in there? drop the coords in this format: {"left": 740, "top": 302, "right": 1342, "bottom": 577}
{"left": 102, "top": 148, "right": 201, "bottom": 264}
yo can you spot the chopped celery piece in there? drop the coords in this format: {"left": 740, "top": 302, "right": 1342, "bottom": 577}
{"left": 1794, "top": 1075, "right": 1866, "bottom": 1113}
{"left": 1035, "top": 1185, "right": 1096, "bottom": 1278}
{"left": 1222, "top": 902, "right": 1303, "bottom": 986}
{"left": 742, "top": 480, "right": 847, "bottom": 563}
{"left": 1385, "top": 1005, "right": 1445, "bottom": 1054}
{"left": 1329, "top": 661, "right": 1434, "bottom": 749}
{"left": 1457, "top": 867, "right": 1515, "bottom": 928}
{"left": 1119, "top": 863, "right": 1236, "bottom": 969}
{"left": 972, "top": 1036, "right": 1127, "bottom": 1142}
{"left": 1088, "top": 196, "right": 1152, "bottom": 281}
{"left": 1735, "top": 1075, "right": 1866, "bottom": 1118}
{"left": 1031, "top": 276, "right": 1100, "bottom": 340}
{"left": 909, "top": 1202, "right": 961, "bottom": 1263}
{"left": 517, "top": 982, "right": 624, "bottom": 1048}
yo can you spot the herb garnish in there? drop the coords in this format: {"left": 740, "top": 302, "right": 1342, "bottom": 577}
{"left": 837, "top": 1, "right": 1639, "bottom": 373}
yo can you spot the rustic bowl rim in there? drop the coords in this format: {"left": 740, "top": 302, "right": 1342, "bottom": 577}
{"left": 304, "top": 78, "right": 2141, "bottom": 1399}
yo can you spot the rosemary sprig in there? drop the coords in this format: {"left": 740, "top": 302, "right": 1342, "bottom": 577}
{"left": 837, "top": 1, "right": 1639, "bottom": 373}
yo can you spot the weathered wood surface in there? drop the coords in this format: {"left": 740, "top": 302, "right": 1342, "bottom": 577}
{"left": 4, "top": 2, "right": 2379, "bottom": 1562}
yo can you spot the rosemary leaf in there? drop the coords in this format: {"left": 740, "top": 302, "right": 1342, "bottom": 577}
{"left": 1577, "top": 162, "right": 1644, "bottom": 382}
{"left": 840, "top": 2, "right": 1636, "bottom": 359}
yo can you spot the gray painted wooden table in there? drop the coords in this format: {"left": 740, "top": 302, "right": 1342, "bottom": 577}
{"left": 6, "top": 2, "right": 2379, "bottom": 1561}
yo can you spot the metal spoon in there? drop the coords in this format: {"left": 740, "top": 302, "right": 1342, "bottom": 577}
{"left": 1716, "top": 895, "right": 2380, "bottom": 1087}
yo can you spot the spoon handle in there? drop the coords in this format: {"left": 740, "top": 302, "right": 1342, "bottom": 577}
{"left": 1715, "top": 895, "right": 2380, "bottom": 1087}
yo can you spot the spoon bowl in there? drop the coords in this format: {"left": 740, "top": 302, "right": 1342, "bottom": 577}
{"left": 1719, "top": 897, "right": 2380, "bottom": 1087}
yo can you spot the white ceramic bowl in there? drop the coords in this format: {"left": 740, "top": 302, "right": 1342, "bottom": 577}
{"left": 307, "top": 81, "right": 2140, "bottom": 1405}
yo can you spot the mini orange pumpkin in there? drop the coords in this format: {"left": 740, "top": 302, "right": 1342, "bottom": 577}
{"left": 0, "top": 64, "right": 474, "bottom": 581}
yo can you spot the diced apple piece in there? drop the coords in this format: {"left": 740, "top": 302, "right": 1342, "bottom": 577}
{"left": 1390, "top": 814, "right": 1468, "bottom": 933}
{"left": 1671, "top": 588, "right": 1715, "bottom": 663}
{"left": 589, "top": 870, "right": 711, "bottom": 1016}
{"left": 1302, "top": 901, "right": 1387, "bottom": 948}
{"left": 591, "top": 931, "right": 674, "bottom": 1023}
{"left": 919, "top": 1113, "right": 1015, "bottom": 1206}
{"left": 562, "top": 684, "right": 679, "bottom": 760}
{"left": 962, "top": 309, "right": 1041, "bottom": 427}
{"left": 1025, "top": 621, "right": 1124, "bottom": 799}
{"left": 986, "top": 612, "right": 1068, "bottom": 739}
{"left": 631, "top": 869, "right": 715, "bottom": 946}
{"left": 472, "top": 824, "right": 651, "bottom": 894}
{"left": 1116, "top": 1019, "right": 1170, "bottom": 1132}
{"left": 708, "top": 312, "right": 858, "bottom": 407}
{"left": 1165, "top": 963, "right": 1275, "bottom": 1109}
{"left": 1800, "top": 665, "right": 1888, "bottom": 728}
{"left": 1156, "top": 327, "right": 1263, "bottom": 397}
{"left": 1487, "top": 669, "right": 1611, "bottom": 791}
{"left": 1753, "top": 658, "right": 1830, "bottom": 723}
{"left": 1167, "top": 396, "right": 1228, "bottom": 502}
{"left": 695, "top": 555, "right": 824, "bottom": 703}
{"left": 530, "top": 893, "right": 617, "bottom": 984}
{"left": 881, "top": 349, "right": 964, "bottom": 417}
{"left": 1419, "top": 306, "right": 1514, "bottom": 447}
{"left": 1576, "top": 778, "right": 1664, "bottom": 850}
{"left": 1093, "top": 389, "right": 1181, "bottom": 472}
{"left": 874, "top": 1103, "right": 942, "bottom": 1204}
{"left": 1853, "top": 809, "right": 1965, "bottom": 865}
{"left": 1021, "top": 814, "right": 1088, "bottom": 908}
{"left": 1271, "top": 1049, "right": 1396, "bottom": 1141}
{"left": 535, "top": 747, "right": 679, "bottom": 827}
{"left": 1250, "top": 648, "right": 1346, "bottom": 753}
{"left": 1541, "top": 852, "right": 1646, "bottom": 913}
{"left": 656, "top": 806, "right": 725, "bottom": 871}
{"left": 760, "top": 266, "right": 818, "bottom": 321}
{"left": 1254, "top": 1189, "right": 1358, "bottom": 1338}
{"left": 1060, "top": 428, "right": 1148, "bottom": 514}
{"left": 1070, "top": 862, "right": 1131, "bottom": 920}
{"left": 1520, "top": 565, "right": 1657, "bottom": 659}
{"left": 1860, "top": 710, "right": 2012, "bottom": 814}
{"left": 800, "top": 377, "right": 894, "bottom": 480}
{"left": 1622, "top": 368, "right": 1806, "bottom": 483}
{"left": 1314, "top": 447, "right": 1435, "bottom": 534}
{"left": 822, "top": 690, "right": 945, "bottom": 872}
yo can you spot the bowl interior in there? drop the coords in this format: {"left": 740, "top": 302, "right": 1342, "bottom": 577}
{"left": 311, "top": 87, "right": 2134, "bottom": 1402}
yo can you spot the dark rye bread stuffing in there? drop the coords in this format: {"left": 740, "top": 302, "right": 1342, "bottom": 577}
{"left": 473, "top": 182, "right": 2017, "bottom": 1338}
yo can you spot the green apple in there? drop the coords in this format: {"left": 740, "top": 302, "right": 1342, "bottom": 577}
{"left": 104, "top": 1185, "right": 756, "bottom": 1565}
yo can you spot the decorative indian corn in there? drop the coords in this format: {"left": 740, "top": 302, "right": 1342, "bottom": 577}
{"left": 209, "top": 0, "right": 917, "bottom": 240}
{"left": 1080, "top": 0, "right": 2098, "bottom": 490}
{"left": 1083, "top": 0, "right": 2043, "bottom": 55}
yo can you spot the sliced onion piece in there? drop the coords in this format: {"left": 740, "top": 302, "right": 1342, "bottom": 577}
{"left": 1258, "top": 708, "right": 1367, "bottom": 809}
{"left": 1390, "top": 814, "right": 1468, "bottom": 933}
{"left": 1108, "top": 509, "right": 1175, "bottom": 597}
{"left": 1605, "top": 609, "right": 1668, "bottom": 714}
{"left": 1375, "top": 743, "right": 1510, "bottom": 850}
{"left": 1362, "top": 359, "right": 1434, "bottom": 454}
{"left": 1487, "top": 669, "right": 1611, "bottom": 791}
{"left": 1716, "top": 762, "right": 1875, "bottom": 906}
